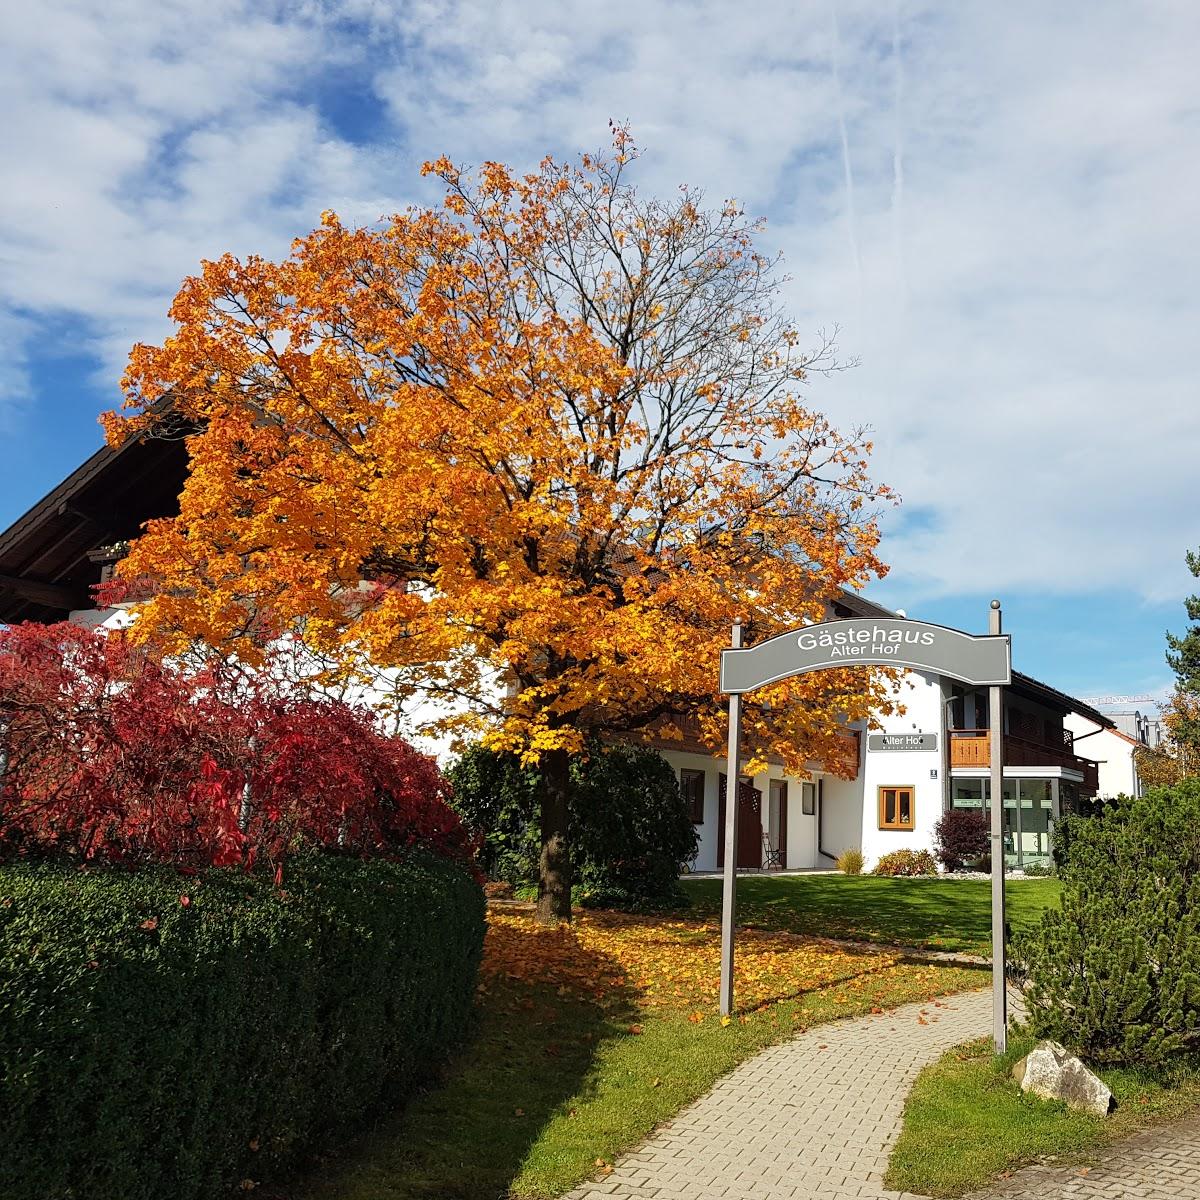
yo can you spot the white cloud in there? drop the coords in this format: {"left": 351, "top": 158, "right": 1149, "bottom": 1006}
{"left": 1, "top": 0, "right": 1197, "bottom": 602}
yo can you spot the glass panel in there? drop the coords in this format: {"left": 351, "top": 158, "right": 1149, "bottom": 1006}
{"left": 884, "top": 790, "right": 897, "bottom": 825}
{"left": 1018, "top": 779, "right": 1053, "bottom": 864}
{"left": 952, "top": 779, "right": 985, "bottom": 809}
{"left": 899, "top": 790, "right": 912, "bottom": 826}
{"left": 801, "top": 782, "right": 815, "bottom": 816}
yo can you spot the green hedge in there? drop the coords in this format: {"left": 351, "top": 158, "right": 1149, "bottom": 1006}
{"left": 0, "top": 853, "right": 485, "bottom": 1200}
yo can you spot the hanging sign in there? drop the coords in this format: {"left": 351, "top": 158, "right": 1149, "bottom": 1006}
{"left": 868, "top": 732, "right": 938, "bottom": 752}
{"left": 720, "top": 618, "right": 1011, "bottom": 693}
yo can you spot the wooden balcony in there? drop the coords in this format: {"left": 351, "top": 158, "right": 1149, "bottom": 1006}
{"left": 949, "top": 730, "right": 1099, "bottom": 794}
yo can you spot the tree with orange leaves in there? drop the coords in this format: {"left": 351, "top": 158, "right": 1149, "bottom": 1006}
{"left": 106, "top": 129, "right": 896, "bottom": 923}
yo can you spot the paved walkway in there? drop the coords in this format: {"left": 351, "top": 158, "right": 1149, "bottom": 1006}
{"left": 566, "top": 987, "right": 1005, "bottom": 1200}
{"left": 967, "top": 1111, "right": 1200, "bottom": 1198}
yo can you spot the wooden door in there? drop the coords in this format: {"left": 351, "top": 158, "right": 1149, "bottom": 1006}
{"left": 717, "top": 774, "right": 762, "bottom": 869}
{"left": 772, "top": 779, "right": 788, "bottom": 868}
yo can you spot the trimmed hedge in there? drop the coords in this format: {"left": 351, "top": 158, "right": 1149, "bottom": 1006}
{"left": 0, "top": 853, "right": 485, "bottom": 1200}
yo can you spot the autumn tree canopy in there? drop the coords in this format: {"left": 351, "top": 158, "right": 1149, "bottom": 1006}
{"left": 107, "top": 130, "right": 896, "bottom": 921}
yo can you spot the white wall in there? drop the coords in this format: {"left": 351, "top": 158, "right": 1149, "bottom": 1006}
{"left": 658, "top": 749, "right": 821, "bottom": 872}
{"left": 819, "top": 771, "right": 863, "bottom": 864}
{"left": 1064, "top": 714, "right": 1140, "bottom": 798}
{"left": 857, "top": 670, "right": 946, "bottom": 869}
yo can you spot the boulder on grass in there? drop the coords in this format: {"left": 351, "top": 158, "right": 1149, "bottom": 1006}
{"left": 1011, "top": 1041, "right": 1113, "bottom": 1116}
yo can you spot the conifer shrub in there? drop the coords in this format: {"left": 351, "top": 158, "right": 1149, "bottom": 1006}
{"left": 1014, "top": 781, "right": 1200, "bottom": 1065}
{"left": 872, "top": 848, "right": 938, "bottom": 876}
{"left": 0, "top": 853, "right": 485, "bottom": 1200}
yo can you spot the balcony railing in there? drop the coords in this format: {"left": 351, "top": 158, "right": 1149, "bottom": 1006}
{"left": 949, "top": 729, "right": 1099, "bottom": 794}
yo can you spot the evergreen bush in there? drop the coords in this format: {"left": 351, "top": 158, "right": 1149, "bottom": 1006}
{"left": 448, "top": 742, "right": 699, "bottom": 909}
{"left": 1014, "top": 781, "right": 1200, "bottom": 1065}
{"left": 0, "top": 853, "right": 485, "bottom": 1200}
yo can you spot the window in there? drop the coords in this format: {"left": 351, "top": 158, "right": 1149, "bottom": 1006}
{"left": 681, "top": 768, "right": 705, "bottom": 824}
{"left": 878, "top": 786, "right": 914, "bottom": 831}
{"left": 801, "top": 782, "right": 816, "bottom": 816}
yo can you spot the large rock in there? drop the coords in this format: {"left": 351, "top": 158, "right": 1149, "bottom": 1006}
{"left": 1011, "top": 1041, "right": 1114, "bottom": 1116}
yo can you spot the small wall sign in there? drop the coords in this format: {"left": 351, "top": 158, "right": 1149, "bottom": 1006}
{"left": 868, "top": 732, "right": 938, "bottom": 752}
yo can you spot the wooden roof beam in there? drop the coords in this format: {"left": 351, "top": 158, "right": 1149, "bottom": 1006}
{"left": 0, "top": 572, "right": 87, "bottom": 612}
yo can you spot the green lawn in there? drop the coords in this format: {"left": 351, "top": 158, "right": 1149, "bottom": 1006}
{"left": 679, "top": 873, "right": 1061, "bottom": 955}
{"left": 886, "top": 1033, "right": 1200, "bottom": 1196}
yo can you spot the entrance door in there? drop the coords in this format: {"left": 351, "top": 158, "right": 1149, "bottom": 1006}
{"left": 769, "top": 779, "right": 788, "bottom": 868}
{"left": 717, "top": 774, "right": 762, "bottom": 868}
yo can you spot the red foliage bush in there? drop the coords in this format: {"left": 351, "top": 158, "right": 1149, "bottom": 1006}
{"left": 872, "top": 848, "right": 938, "bottom": 877}
{"left": 933, "top": 806, "right": 990, "bottom": 871}
{"left": 0, "top": 622, "right": 472, "bottom": 872}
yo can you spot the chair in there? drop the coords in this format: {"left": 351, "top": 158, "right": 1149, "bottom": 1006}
{"left": 761, "top": 832, "right": 783, "bottom": 870}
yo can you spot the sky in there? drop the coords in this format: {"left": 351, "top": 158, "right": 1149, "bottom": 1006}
{"left": 1, "top": 0, "right": 1196, "bottom": 704}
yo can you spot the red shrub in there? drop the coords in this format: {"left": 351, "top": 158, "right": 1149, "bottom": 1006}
{"left": 0, "top": 622, "right": 472, "bottom": 872}
{"left": 933, "top": 806, "right": 990, "bottom": 871}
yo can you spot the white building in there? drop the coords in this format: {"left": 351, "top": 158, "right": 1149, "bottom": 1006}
{"left": 1063, "top": 708, "right": 1161, "bottom": 800}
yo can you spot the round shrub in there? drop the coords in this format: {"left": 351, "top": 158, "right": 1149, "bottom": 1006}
{"left": 933, "top": 807, "right": 989, "bottom": 871}
{"left": 448, "top": 742, "right": 699, "bottom": 909}
{"left": 1014, "top": 781, "right": 1200, "bottom": 1066}
{"left": 0, "top": 853, "right": 485, "bottom": 1200}
{"left": 872, "top": 848, "right": 938, "bottom": 877}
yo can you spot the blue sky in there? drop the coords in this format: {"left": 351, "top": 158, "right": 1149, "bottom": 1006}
{"left": 1, "top": 0, "right": 1197, "bottom": 704}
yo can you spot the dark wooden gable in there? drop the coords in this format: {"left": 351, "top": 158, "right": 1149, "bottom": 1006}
{"left": 0, "top": 435, "right": 188, "bottom": 624}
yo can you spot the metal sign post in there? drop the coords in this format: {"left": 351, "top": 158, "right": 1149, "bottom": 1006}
{"left": 719, "top": 620, "right": 743, "bottom": 1018}
{"left": 988, "top": 600, "right": 1008, "bottom": 1052}
{"left": 716, "top": 613, "right": 1011, "bottom": 1021}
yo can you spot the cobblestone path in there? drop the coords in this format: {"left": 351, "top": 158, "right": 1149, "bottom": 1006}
{"left": 565, "top": 987, "right": 1001, "bottom": 1200}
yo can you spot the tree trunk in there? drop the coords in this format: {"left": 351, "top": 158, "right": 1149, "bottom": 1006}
{"left": 536, "top": 748, "right": 572, "bottom": 925}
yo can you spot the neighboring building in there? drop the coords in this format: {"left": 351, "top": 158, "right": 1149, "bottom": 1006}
{"left": 1064, "top": 707, "right": 1162, "bottom": 799}
{"left": 0, "top": 432, "right": 1112, "bottom": 874}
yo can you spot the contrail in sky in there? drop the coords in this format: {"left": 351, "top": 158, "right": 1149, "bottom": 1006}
{"left": 892, "top": 0, "right": 909, "bottom": 306}
{"left": 829, "top": 6, "right": 863, "bottom": 318}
